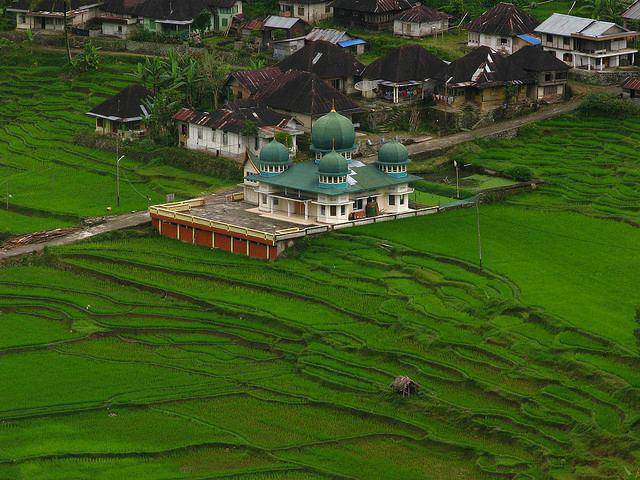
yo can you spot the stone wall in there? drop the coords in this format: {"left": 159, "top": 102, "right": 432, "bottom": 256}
{"left": 569, "top": 68, "right": 637, "bottom": 86}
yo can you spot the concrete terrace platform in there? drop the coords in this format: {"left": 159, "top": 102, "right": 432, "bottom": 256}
{"left": 189, "top": 195, "right": 308, "bottom": 234}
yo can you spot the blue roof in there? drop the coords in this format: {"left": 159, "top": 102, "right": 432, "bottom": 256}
{"left": 517, "top": 34, "right": 541, "bottom": 45}
{"left": 338, "top": 39, "right": 367, "bottom": 48}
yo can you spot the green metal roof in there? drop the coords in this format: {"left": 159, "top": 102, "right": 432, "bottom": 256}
{"left": 377, "top": 141, "right": 409, "bottom": 165}
{"left": 248, "top": 160, "right": 420, "bottom": 196}
{"left": 319, "top": 151, "right": 349, "bottom": 175}
{"left": 259, "top": 139, "right": 291, "bottom": 165}
{"left": 310, "top": 110, "right": 357, "bottom": 154}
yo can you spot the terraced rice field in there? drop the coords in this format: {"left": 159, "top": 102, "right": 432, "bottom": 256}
{"left": 457, "top": 114, "right": 640, "bottom": 225}
{"left": 0, "top": 47, "right": 228, "bottom": 236}
{"left": 1, "top": 195, "right": 639, "bottom": 478}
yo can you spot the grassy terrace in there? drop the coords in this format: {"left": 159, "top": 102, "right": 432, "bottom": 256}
{"left": 0, "top": 47, "right": 231, "bottom": 236}
{"left": 1, "top": 37, "right": 640, "bottom": 480}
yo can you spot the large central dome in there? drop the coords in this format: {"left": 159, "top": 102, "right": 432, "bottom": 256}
{"left": 310, "top": 109, "right": 356, "bottom": 154}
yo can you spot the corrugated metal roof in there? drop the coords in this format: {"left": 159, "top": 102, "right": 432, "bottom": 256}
{"left": 517, "top": 33, "right": 541, "bottom": 45}
{"left": 622, "top": 76, "right": 640, "bottom": 91}
{"left": 305, "top": 28, "right": 350, "bottom": 43}
{"left": 338, "top": 39, "right": 367, "bottom": 47}
{"left": 535, "top": 13, "right": 627, "bottom": 38}
{"left": 264, "top": 15, "right": 301, "bottom": 29}
{"left": 623, "top": 0, "right": 640, "bottom": 20}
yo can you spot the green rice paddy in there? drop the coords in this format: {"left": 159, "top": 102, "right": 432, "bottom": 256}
{"left": 0, "top": 47, "right": 230, "bottom": 236}
{"left": 2, "top": 47, "right": 640, "bottom": 479}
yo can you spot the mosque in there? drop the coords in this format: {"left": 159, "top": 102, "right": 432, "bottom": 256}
{"left": 243, "top": 107, "right": 420, "bottom": 224}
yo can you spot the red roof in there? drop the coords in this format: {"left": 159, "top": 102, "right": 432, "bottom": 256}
{"left": 622, "top": 76, "right": 640, "bottom": 91}
{"left": 243, "top": 18, "right": 264, "bottom": 30}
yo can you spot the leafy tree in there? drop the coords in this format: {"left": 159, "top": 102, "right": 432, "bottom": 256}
{"left": 198, "top": 51, "right": 231, "bottom": 110}
{"left": 242, "top": 120, "right": 258, "bottom": 137}
{"left": 193, "top": 9, "right": 212, "bottom": 33}
{"left": 143, "top": 89, "right": 182, "bottom": 145}
{"left": 133, "top": 56, "right": 166, "bottom": 94}
{"left": 71, "top": 41, "right": 100, "bottom": 72}
{"left": 577, "top": 0, "right": 624, "bottom": 22}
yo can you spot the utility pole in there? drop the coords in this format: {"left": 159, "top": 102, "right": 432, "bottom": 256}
{"left": 476, "top": 194, "right": 483, "bottom": 269}
{"left": 454, "top": 159, "right": 459, "bottom": 199}
{"left": 116, "top": 155, "right": 124, "bottom": 207}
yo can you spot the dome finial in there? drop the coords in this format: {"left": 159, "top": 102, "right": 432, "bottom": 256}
{"left": 331, "top": 98, "right": 336, "bottom": 112}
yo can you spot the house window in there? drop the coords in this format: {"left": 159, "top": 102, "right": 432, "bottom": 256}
{"left": 97, "top": 118, "right": 104, "bottom": 127}
{"left": 221, "top": 18, "right": 228, "bottom": 27}
{"left": 556, "top": 71, "right": 567, "bottom": 80}
{"left": 325, "top": 5, "right": 331, "bottom": 13}
{"left": 222, "top": 131, "right": 228, "bottom": 145}
{"left": 298, "top": 6, "right": 304, "bottom": 15}
{"left": 261, "top": 194, "right": 267, "bottom": 204}
{"left": 181, "top": 124, "right": 187, "bottom": 134}
{"left": 353, "top": 199, "right": 363, "bottom": 210}
{"left": 321, "top": 205, "right": 326, "bottom": 215}
{"left": 546, "top": 34, "right": 553, "bottom": 43}
{"left": 563, "top": 36, "right": 570, "bottom": 46}
{"left": 330, "top": 205, "right": 337, "bottom": 216}
{"left": 197, "top": 127, "right": 203, "bottom": 140}
{"left": 400, "top": 195, "right": 405, "bottom": 205}
{"left": 389, "top": 194, "right": 395, "bottom": 205}
{"left": 340, "top": 205, "right": 345, "bottom": 216}
{"left": 500, "top": 37, "right": 508, "bottom": 45}
{"left": 545, "top": 73, "right": 552, "bottom": 81}
{"left": 118, "top": 25, "right": 123, "bottom": 33}
{"left": 273, "top": 197, "right": 279, "bottom": 206}
{"left": 254, "top": 136, "right": 259, "bottom": 150}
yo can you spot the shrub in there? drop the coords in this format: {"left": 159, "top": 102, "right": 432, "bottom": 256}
{"left": 71, "top": 41, "right": 100, "bottom": 72}
{"left": 505, "top": 166, "right": 533, "bottom": 182}
{"left": 578, "top": 92, "right": 640, "bottom": 118}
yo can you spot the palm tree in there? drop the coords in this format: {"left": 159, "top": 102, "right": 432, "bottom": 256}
{"left": 577, "top": 0, "right": 625, "bottom": 22}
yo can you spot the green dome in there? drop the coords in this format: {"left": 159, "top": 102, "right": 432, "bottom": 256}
{"left": 318, "top": 151, "right": 349, "bottom": 176}
{"left": 310, "top": 110, "right": 356, "bottom": 153}
{"left": 377, "top": 141, "right": 409, "bottom": 165}
{"left": 259, "top": 140, "right": 291, "bottom": 165}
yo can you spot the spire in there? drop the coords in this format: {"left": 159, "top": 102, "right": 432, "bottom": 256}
{"left": 331, "top": 98, "right": 335, "bottom": 112}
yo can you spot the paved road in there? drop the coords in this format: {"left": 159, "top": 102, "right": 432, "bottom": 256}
{"left": 362, "top": 98, "right": 582, "bottom": 162}
{"left": 0, "top": 211, "right": 150, "bottom": 261}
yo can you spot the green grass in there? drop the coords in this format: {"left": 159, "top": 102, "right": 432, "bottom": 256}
{"left": 0, "top": 46, "right": 232, "bottom": 236}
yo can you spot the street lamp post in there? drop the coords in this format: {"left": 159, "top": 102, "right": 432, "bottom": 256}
{"left": 116, "top": 155, "right": 124, "bottom": 207}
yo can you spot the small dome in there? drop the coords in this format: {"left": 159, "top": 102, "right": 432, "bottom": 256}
{"left": 311, "top": 110, "right": 356, "bottom": 153}
{"left": 377, "top": 141, "right": 409, "bottom": 165}
{"left": 259, "top": 140, "right": 291, "bottom": 165}
{"left": 318, "top": 151, "right": 349, "bottom": 176}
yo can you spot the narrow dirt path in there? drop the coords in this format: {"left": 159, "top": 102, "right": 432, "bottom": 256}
{"left": 0, "top": 211, "right": 150, "bottom": 261}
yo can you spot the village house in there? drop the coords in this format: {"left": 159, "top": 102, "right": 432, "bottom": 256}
{"left": 277, "top": 40, "right": 364, "bottom": 94}
{"left": 535, "top": 13, "right": 637, "bottom": 70}
{"left": 393, "top": 4, "right": 451, "bottom": 38}
{"left": 226, "top": 67, "right": 284, "bottom": 100}
{"left": 173, "top": 100, "right": 302, "bottom": 161}
{"left": 361, "top": 44, "right": 447, "bottom": 102}
{"left": 86, "top": 84, "right": 152, "bottom": 138}
{"left": 135, "top": 0, "right": 242, "bottom": 36}
{"left": 272, "top": 27, "right": 366, "bottom": 60}
{"left": 432, "top": 46, "right": 533, "bottom": 127}
{"left": 509, "top": 44, "right": 570, "bottom": 102}
{"left": 255, "top": 69, "right": 361, "bottom": 130}
{"left": 466, "top": 2, "right": 540, "bottom": 54}
{"left": 330, "top": 0, "right": 414, "bottom": 30}
{"left": 9, "top": 0, "right": 102, "bottom": 32}
{"left": 243, "top": 107, "right": 419, "bottom": 222}
{"left": 261, "top": 15, "right": 307, "bottom": 48}
{"left": 621, "top": 76, "right": 640, "bottom": 100}
{"left": 278, "top": 0, "right": 332, "bottom": 24}
{"left": 97, "top": 0, "right": 145, "bottom": 38}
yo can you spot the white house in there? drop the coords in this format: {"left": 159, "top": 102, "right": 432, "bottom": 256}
{"left": 173, "top": 100, "right": 302, "bottom": 162}
{"left": 278, "top": 0, "right": 332, "bottom": 23}
{"left": 535, "top": 13, "right": 637, "bottom": 70}
{"left": 466, "top": 2, "right": 540, "bottom": 54}
{"left": 9, "top": 0, "right": 102, "bottom": 31}
{"left": 393, "top": 4, "right": 451, "bottom": 38}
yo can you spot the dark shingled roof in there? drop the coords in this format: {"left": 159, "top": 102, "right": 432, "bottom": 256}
{"left": 508, "top": 45, "right": 570, "bottom": 72}
{"left": 172, "top": 100, "right": 293, "bottom": 132}
{"left": 362, "top": 44, "right": 447, "bottom": 82}
{"left": 135, "top": 0, "right": 236, "bottom": 21}
{"left": 12, "top": 0, "right": 99, "bottom": 11}
{"left": 228, "top": 67, "right": 284, "bottom": 96}
{"left": 466, "top": 2, "right": 539, "bottom": 36}
{"left": 329, "top": 0, "right": 414, "bottom": 14}
{"left": 100, "top": 0, "right": 146, "bottom": 15}
{"left": 87, "top": 84, "right": 153, "bottom": 120}
{"left": 255, "top": 69, "right": 360, "bottom": 115}
{"left": 278, "top": 41, "right": 364, "bottom": 79}
{"left": 445, "top": 46, "right": 533, "bottom": 87}
{"left": 395, "top": 4, "right": 450, "bottom": 22}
